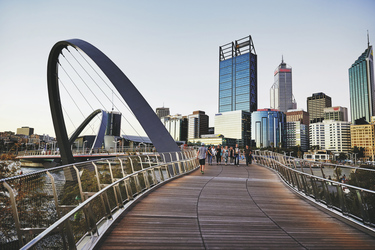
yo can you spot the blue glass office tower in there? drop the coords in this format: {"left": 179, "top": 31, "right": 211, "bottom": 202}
{"left": 349, "top": 40, "right": 375, "bottom": 124}
{"left": 219, "top": 36, "right": 257, "bottom": 113}
{"left": 251, "top": 109, "right": 286, "bottom": 148}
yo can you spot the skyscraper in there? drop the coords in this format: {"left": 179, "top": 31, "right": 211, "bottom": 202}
{"left": 187, "top": 111, "right": 209, "bottom": 139}
{"left": 219, "top": 35, "right": 257, "bottom": 113}
{"left": 251, "top": 109, "right": 285, "bottom": 148}
{"left": 270, "top": 57, "right": 297, "bottom": 112}
{"left": 349, "top": 37, "right": 375, "bottom": 124}
{"left": 156, "top": 107, "right": 170, "bottom": 119}
{"left": 307, "top": 92, "right": 332, "bottom": 124}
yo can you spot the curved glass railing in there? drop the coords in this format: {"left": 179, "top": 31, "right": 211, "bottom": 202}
{"left": 253, "top": 150, "right": 375, "bottom": 229}
{"left": 0, "top": 150, "right": 198, "bottom": 250}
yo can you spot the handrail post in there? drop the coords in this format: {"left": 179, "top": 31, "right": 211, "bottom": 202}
{"left": 93, "top": 162, "right": 113, "bottom": 219}
{"left": 3, "top": 181, "right": 24, "bottom": 247}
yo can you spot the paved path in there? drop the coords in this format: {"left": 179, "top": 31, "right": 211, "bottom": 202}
{"left": 96, "top": 162, "right": 375, "bottom": 249}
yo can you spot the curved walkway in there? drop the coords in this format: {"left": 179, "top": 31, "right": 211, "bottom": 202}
{"left": 96, "top": 162, "right": 375, "bottom": 249}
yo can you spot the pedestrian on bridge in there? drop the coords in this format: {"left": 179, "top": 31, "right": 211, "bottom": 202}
{"left": 244, "top": 145, "right": 252, "bottom": 166}
{"left": 216, "top": 145, "right": 222, "bottom": 164}
{"left": 197, "top": 143, "right": 208, "bottom": 174}
{"left": 207, "top": 146, "right": 213, "bottom": 165}
{"left": 234, "top": 144, "right": 241, "bottom": 165}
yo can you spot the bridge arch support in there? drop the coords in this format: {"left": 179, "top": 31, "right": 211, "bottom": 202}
{"left": 47, "top": 39, "right": 180, "bottom": 165}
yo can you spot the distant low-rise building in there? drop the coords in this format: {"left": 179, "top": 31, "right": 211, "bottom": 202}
{"left": 16, "top": 126, "right": 34, "bottom": 136}
{"left": 188, "top": 134, "right": 237, "bottom": 147}
{"left": 350, "top": 116, "right": 375, "bottom": 161}
{"left": 161, "top": 114, "right": 188, "bottom": 142}
{"left": 324, "top": 106, "right": 348, "bottom": 122}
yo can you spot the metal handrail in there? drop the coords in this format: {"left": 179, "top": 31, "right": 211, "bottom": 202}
{"left": 253, "top": 150, "right": 375, "bottom": 229}
{"left": 0, "top": 150, "right": 198, "bottom": 250}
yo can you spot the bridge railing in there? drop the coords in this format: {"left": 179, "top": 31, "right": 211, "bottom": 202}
{"left": 0, "top": 150, "right": 198, "bottom": 250}
{"left": 16, "top": 146, "right": 158, "bottom": 157}
{"left": 253, "top": 150, "right": 375, "bottom": 229}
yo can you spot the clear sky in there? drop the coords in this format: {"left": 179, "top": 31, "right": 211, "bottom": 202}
{"left": 0, "top": 0, "right": 374, "bottom": 137}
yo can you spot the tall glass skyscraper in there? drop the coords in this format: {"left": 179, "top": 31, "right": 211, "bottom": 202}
{"left": 349, "top": 41, "right": 375, "bottom": 124}
{"left": 270, "top": 57, "right": 297, "bottom": 112}
{"left": 219, "top": 36, "right": 257, "bottom": 113}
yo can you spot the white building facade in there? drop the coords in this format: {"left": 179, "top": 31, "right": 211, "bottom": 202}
{"left": 309, "top": 120, "right": 351, "bottom": 152}
{"left": 214, "top": 110, "right": 251, "bottom": 147}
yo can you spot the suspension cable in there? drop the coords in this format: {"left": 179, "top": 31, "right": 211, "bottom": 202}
{"left": 69, "top": 47, "right": 145, "bottom": 140}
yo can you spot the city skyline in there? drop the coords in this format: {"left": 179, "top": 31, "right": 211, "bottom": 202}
{"left": 1, "top": 0, "right": 375, "bottom": 136}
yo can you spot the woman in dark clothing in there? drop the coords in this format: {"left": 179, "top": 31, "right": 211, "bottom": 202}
{"left": 229, "top": 146, "right": 234, "bottom": 164}
{"left": 216, "top": 145, "right": 222, "bottom": 164}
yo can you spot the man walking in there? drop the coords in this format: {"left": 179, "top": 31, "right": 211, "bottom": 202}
{"left": 244, "top": 145, "right": 252, "bottom": 166}
{"left": 197, "top": 142, "right": 208, "bottom": 174}
{"left": 234, "top": 144, "right": 240, "bottom": 166}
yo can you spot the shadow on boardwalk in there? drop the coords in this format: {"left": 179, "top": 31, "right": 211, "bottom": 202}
{"left": 96, "top": 162, "right": 375, "bottom": 249}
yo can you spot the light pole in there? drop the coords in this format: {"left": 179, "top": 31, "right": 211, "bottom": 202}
{"left": 354, "top": 153, "right": 358, "bottom": 165}
{"left": 113, "top": 140, "right": 118, "bottom": 154}
{"left": 83, "top": 140, "right": 87, "bottom": 154}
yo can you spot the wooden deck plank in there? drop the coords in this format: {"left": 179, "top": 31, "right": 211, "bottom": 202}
{"left": 96, "top": 163, "right": 375, "bottom": 249}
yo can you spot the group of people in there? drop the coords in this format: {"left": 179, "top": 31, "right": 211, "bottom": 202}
{"left": 196, "top": 143, "right": 253, "bottom": 174}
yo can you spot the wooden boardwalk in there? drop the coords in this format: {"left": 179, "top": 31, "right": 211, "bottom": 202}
{"left": 96, "top": 162, "right": 375, "bottom": 249}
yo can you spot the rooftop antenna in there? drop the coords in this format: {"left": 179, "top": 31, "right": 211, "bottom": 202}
{"left": 282, "top": 55, "right": 284, "bottom": 63}
{"left": 367, "top": 30, "right": 370, "bottom": 48}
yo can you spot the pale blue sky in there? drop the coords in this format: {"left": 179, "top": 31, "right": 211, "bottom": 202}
{"left": 0, "top": 0, "right": 374, "bottom": 136}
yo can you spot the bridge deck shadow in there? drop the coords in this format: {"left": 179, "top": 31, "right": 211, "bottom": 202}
{"left": 96, "top": 162, "right": 375, "bottom": 249}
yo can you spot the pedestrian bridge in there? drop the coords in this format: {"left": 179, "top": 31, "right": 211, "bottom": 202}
{"left": 1, "top": 151, "right": 375, "bottom": 249}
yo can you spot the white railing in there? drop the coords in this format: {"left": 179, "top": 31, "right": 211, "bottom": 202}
{"left": 253, "top": 150, "right": 375, "bottom": 230}
{"left": 1, "top": 150, "right": 198, "bottom": 250}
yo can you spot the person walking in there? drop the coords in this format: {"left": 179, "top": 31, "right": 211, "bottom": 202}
{"left": 244, "top": 145, "right": 252, "bottom": 166}
{"left": 216, "top": 145, "right": 222, "bottom": 164}
{"left": 229, "top": 146, "right": 234, "bottom": 164}
{"left": 211, "top": 145, "right": 216, "bottom": 164}
{"left": 234, "top": 144, "right": 240, "bottom": 166}
{"left": 197, "top": 143, "right": 208, "bottom": 174}
{"left": 207, "top": 146, "right": 213, "bottom": 165}
{"left": 223, "top": 146, "right": 229, "bottom": 165}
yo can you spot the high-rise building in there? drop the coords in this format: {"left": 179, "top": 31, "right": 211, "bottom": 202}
{"left": 307, "top": 92, "right": 332, "bottom": 124}
{"left": 16, "top": 127, "right": 34, "bottom": 136}
{"left": 349, "top": 39, "right": 375, "bottom": 124}
{"left": 309, "top": 120, "right": 351, "bottom": 153}
{"left": 309, "top": 122, "right": 325, "bottom": 150}
{"left": 187, "top": 111, "right": 209, "bottom": 139}
{"left": 286, "top": 122, "right": 309, "bottom": 152}
{"left": 286, "top": 109, "right": 309, "bottom": 151}
{"left": 286, "top": 109, "right": 309, "bottom": 126}
{"left": 251, "top": 109, "right": 285, "bottom": 148}
{"left": 219, "top": 35, "right": 257, "bottom": 113}
{"left": 214, "top": 110, "right": 251, "bottom": 147}
{"left": 270, "top": 57, "right": 297, "bottom": 112}
{"left": 350, "top": 116, "right": 375, "bottom": 161}
{"left": 324, "top": 106, "right": 348, "bottom": 122}
{"left": 161, "top": 114, "right": 188, "bottom": 142}
{"left": 156, "top": 107, "right": 170, "bottom": 119}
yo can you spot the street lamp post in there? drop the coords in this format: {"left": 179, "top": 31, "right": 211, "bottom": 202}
{"left": 113, "top": 140, "right": 118, "bottom": 154}
{"left": 83, "top": 140, "right": 87, "bottom": 154}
